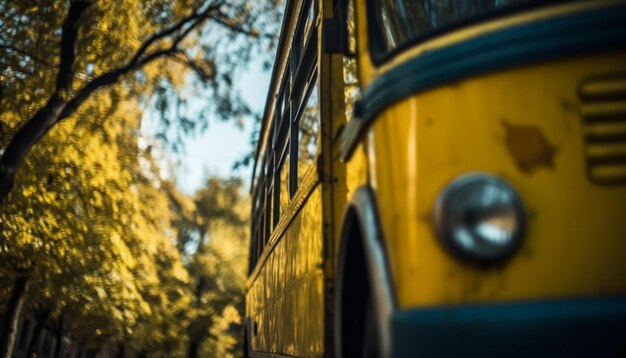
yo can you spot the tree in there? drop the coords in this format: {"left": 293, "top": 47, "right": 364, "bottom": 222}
{"left": 0, "top": 87, "right": 207, "bottom": 356}
{"left": 169, "top": 178, "right": 250, "bottom": 358}
{"left": 0, "top": 83, "right": 148, "bottom": 356}
{"left": 0, "top": 0, "right": 282, "bottom": 203}
{"left": 1, "top": 2, "right": 282, "bottom": 352}
{"left": 120, "top": 173, "right": 193, "bottom": 357}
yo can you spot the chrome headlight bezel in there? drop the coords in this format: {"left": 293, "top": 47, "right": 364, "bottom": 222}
{"left": 434, "top": 173, "right": 527, "bottom": 263}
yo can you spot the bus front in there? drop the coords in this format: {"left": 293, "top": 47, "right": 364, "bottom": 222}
{"left": 338, "top": 0, "right": 626, "bottom": 356}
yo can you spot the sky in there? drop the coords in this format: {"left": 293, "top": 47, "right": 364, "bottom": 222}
{"left": 142, "top": 57, "right": 271, "bottom": 195}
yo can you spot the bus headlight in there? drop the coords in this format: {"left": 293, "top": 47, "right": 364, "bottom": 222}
{"left": 435, "top": 174, "right": 526, "bottom": 262}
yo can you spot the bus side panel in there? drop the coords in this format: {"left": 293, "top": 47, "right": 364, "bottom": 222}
{"left": 247, "top": 187, "right": 325, "bottom": 357}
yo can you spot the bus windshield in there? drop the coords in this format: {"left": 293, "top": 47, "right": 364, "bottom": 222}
{"left": 370, "top": 0, "right": 543, "bottom": 59}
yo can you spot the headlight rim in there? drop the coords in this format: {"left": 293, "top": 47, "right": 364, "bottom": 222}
{"left": 434, "top": 173, "right": 527, "bottom": 264}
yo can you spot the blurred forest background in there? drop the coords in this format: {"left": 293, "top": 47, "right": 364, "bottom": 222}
{"left": 0, "top": 0, "right": 282, "bottom": 357}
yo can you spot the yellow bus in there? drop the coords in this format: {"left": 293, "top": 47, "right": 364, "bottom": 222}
{"left": 245, "top": 0, "right": 626, "bottom": 356}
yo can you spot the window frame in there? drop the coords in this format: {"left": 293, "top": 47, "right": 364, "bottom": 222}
{"left": 272, "top": 0, "right": 319, "bottom": 223}
{"left": 294, "top": 66, "right": 320, "bottom": 184}
{"left": 248, "top": 0, "right": 321, "bottom": 274}
{"left": 366, "top": 0, "right": 572, "bottom": 65}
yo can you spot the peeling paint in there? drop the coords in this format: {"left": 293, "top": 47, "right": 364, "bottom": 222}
{"left": 502, "top": 119, "right": 558, "bottom": 174}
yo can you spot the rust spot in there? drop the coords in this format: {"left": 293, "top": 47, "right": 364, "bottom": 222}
{"left": 502, "top": 119, "right": 558, "bottom": 174}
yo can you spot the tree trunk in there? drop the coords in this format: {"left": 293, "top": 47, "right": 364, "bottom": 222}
{"left": 187, "top": 339, "right": 199, "bottom": 358}
{"left": 26, "top": 306, "right": 51, "bottom": 358}
{"left": 0, "top": 0, "right": 93, "bottom": 204}
{"left": 116, "top": 342, "right": 125, "bottom": 358}
{"left": 52, "top": 331, "right": 63, "bottom": 358}
{"left": 77, "top": 341, "right": 85, "bottom": 358}
{"left": 26, "top": 320, "right": 43, "bottom": 358}
{"left": 52, "top": 315, "right": 64, "bottom": 358}
{"left": 0, "top": 94, "right": 66, "bottom": 203}
{"left": 0, "top": 273, "right": 30, "bottom": 358}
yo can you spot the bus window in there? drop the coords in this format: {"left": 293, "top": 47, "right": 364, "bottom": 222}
{"left": 273, "top": 158, "right": 281, "bottom": 227}
{"left": 265, "top": 147, "right": 275, "bottom": 232}
{"left": 249, "top": 197, "right": 257, "bottom": 272}
{"left": 279, "top": 147, "right": 290, "bottom": 214}
{"left": 301, "top": 0, "right": 316, "bottom": 55}
{"left": 297, "top": 78, "right": 320, "bottom": 184}
{"left": 266, "top": 184, "right": 273, "bottom": 234}
{"left": 274, "top": 80, "right": 291, "bottom": 220}
{"left": 370, "top": 0, "right": 538, "bottom": 56}
{"left": 344, "top": 0, "right": 360, "bottom": 120}
{"left": 257, "top": 177, "right": 266, "bottom": 247}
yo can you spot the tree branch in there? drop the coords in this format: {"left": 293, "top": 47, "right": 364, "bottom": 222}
{"left": 0, "top": 0, "right": 229, "bottom": 204}
{"left": 168, "top": 52, "right": 215, "bottom": 82}
{"left": 127, "top": 2, "right": 223, "bottom": 69}
{"left": 59, "top": 1, "right": 222, "bottom": 116}
{"left": 56, "top": 0, "right": 92, "bottom": 92}
{"left": 210, "top": 11, "right": 271, "bottom": 39}
{"left": 0, "top": 61, "right": 36, "bottom": 77}
{"left": 0, "top": 43, "right": 54, "bottom": 68}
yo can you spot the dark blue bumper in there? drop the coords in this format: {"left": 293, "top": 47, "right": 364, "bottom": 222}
{"left": 392, "top": 297, "right": 626, "bottom": 358}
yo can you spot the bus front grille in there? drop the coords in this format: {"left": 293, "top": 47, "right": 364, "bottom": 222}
{"left": 579, "top": 75, "right": 626, "bottom": 185}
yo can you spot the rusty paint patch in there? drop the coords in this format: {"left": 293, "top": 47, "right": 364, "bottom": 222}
{"left": 502, "top": 119, "right": 558, "bottom": 174}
